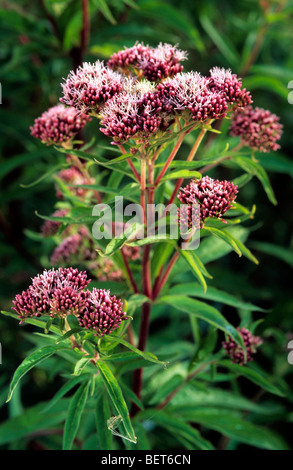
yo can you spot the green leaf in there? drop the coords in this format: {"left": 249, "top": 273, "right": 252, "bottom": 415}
{"left": 138, "top": 409, "right": 214, "bottom": 450}
{"left": 219, "top": 360, "right": 287, "bottom": 397}
{"left": 160, "top": 169, "right": 201, "bottom": 183}
{"left": 0, "top": 400, "right": 69, "bottom": 446}
{"left": 43, "top": 375, "right": 92, "bottom": 412}
{"left": 199, "top": 14, "right": 239, "bottom": 66}
{"left": 126, "top": 236, "right": 176, "bottom": 247}
{"left": 151, "top": 241, "right": 175, "bottom": 278}
{"left": 0, "top": 311, "right": 61, "bottom": 335}
{"left": 179, "top": 250, "right": 212, "bottom": 292}
{"left": 100, "top": 223, "right": 143, "bottom": 257}
{"left": 196, "top": 226, "right": 250, "bottom": 264}
{"left": 73, "top": 357, "right": 92, "bottom": 376}
{"left": 204, "top": 226, "right": 258, "bottom": 264}
{"left": 103, "top": 334, "right": 166, "bottom": 365}
{"left": 234, "top": 156, "right": 277, "bottom": 206}
{"left": 178, "top": 408, "right": 289, "bottom": 450}
{"left": 97, "top": 361, "right": 137, "bottom": 443}
{"left": 20, "top": 162, "right": 68, "bottom": 188}
{"left": 168, "top": 283, "right": 266, "bottom": 312}
{"left": 63, "top": 380, "right": 91, "bottom": 450}
{"left": 158, "top": 295, "right": 245, "bottom": 348}
{"left": 63, "top": 10, "right": 83, "bottom": 51}
{"left": 242, "top": 75, "right": 289, "bottom": 100}
{"left": 94, "top": 153, "right": 133, "bottom": 165}
{"left": 93, "top": 0, "right": 117, "bottom": 24}
{"left": 95, "top": 387, "right": 113, "bottom": 450}
{"left": 248, "top": 241, "right": 293, "bottom": 270}
{"left": 7, "top": 345, "right": 69, "bottom": 402}
{"left": 126, "top": 294, "right": 150, "bottom": 310}
{"left": 138, "top": 1, "right": 204, "bottom": 53}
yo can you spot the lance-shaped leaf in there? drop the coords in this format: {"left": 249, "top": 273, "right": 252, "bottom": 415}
{"left": 158, "top": 295, "right": 245, "bottom": 349}
{"left": 63, "top": 380, "right": 91, "bottom": 450}
{"left": 102, "top": 334, "right": 167, "bottom": 365}
{"left": 179, "top": 250, "right": 212, "bottom": 293}
{"left": 6, "top": 345, "right": 69, "bottom": 402}
{"left": 204, "top": 226, "right": 258, "bottom": 264}
{"left": 97, "top": 361, "right": 137, "bottom": 443}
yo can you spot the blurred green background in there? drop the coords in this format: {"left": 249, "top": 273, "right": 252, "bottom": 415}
{"left": 0, "top": 0, "right": 293, "bottom": 449}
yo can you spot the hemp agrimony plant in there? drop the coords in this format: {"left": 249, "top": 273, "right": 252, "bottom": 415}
{"left": 1, "top": 42, "right": 288, "bottom": 450}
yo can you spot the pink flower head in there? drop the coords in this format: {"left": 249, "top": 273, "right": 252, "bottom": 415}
{"left": 12, "top": 267, "right": 90, "bottom": 321}
{"left": 41, "top": 209, "right": 69, "bottom": 237}
{"left": 229, "top": 105, "right": 283, "bottom": 152}
{"left": 107, "top": 42, "right": 187, "bottom": 82}
{"left": 55, "top": 166, "right": 93, "bottom": 199}
{"left": 100, "top": 81, "right": 168, "bottom": 143}
{"left": 50, "top": 233, "right": 85, "bottom": 266}
{"left": 50, "top": 227, "right": 94, "bottom": 266}
{"left": 89, "top": 257, "right": 124, "bottom": 283}
{"left": 139, "top": 43, "right": 187, "bottom": 81}
{"left": 107, "top": 42, "right": 151, "bottom": 75}
{"left": 178, "top": 175, "right": 238, "bottom": 227}
{"left": 60, "top": 61, "right": 123, "bottom": 114}
{"left": 208, "top": 67, "right": 252, "bottom": 108}
{"left": 157, "top": 72, "right": 228, "bottom": 122}
{"left": 30, "top": 104, "right": 90, "bottom": 146}
{"left": 222, "top": 327, "right": 263, "bottom": 365}
{"left": 77, "top": 288, "right": 128, "bottom": 336}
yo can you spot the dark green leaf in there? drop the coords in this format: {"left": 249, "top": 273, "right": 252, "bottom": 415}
{"left": 63, "top": 380, "right": 91, "bottom": 450}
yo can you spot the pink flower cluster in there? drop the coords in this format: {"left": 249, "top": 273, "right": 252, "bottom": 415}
{"left": 41, "top": 209, "right": 69, "bottom": 237}
{"left": 56, "top": 43, "right": 252, "bottom": 145}
{"left": 55, "top": 166, "right": 93, "bottom": 200}
{"left": 30, "top": 104, "right": 90, "bottom": 146}
{"left": 12, "top": 267, "right": 90, "bottom": 321}
{"left": 178, "top": 175, "right": 238, "bottom": 227}
{"left": 60, "top": 61, "right": 123, "bottom": 114}
{"left": 48, "top": 226, "right": 125, "bottom": 282}
{"left": 209, "top": 67, "right": 252, "bottom": 108}
{"left": 99, "top": 84, "right": 169, "bottom": 143}
{"left": 222, "top": 327, "right": 263, "bottom": 365}
{"left": 77, "top": 288, "right": 126, "bottom": 336}
{"left": 157, "top": 72, "right": 228, "bottom": 122}
{"left": 107, "top": 42, "right": 187, "bottom": 81}
{"left": 12, "top": 268, "right": 128, "bottom": 336}
{"left": 229, "top": 105, "right": 283, "bottom": 152}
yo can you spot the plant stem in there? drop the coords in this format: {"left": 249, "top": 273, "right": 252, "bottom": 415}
{"left": 140, "top": 158, "right": 147, "bottom": 226}
{"left": 167, "top": 123, "right": 211, "bottom": 206}
{"left": 121, "top": 247, "right": 139, "bottom": 294}
{"left": 81, "top": 0, "right": 90, "bottom": 53}
{"left": 152, "top": 251, "right": 179, "bottom": 300}
{"left": 154, "top": 132, "right": 185, "bottom": 186}
{"left": 117, "top": 144, "right": 140, "bottom": 182}
{"left": 131, "top": 159, "right": 155, "bottom": 416}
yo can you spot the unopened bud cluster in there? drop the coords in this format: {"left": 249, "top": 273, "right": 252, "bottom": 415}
{"left": 222, "top": 327, "right": 263, "bottom": 365}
